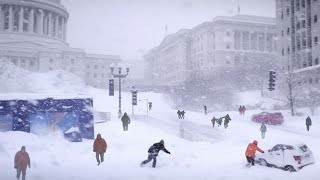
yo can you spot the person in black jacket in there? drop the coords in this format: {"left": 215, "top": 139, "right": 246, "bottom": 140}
{"left": 121, "top": 112, "right": 130, "bottom": 131}
{"left": 306, "top": 116, "right": 312, "bottom": 131}
{"left": 140, "top": 140, "right": 171, "bottom": 168}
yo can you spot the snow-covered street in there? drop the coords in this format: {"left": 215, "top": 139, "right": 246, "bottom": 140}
{"left": 1, "top": 88, "right": 319, "bottom": 180}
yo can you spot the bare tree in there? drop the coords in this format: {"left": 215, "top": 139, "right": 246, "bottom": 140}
{"left": 297, "top": 89, "right": 320, "bottom": 116}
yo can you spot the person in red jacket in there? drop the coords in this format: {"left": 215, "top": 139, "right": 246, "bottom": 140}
{"left": 14, "top": 146, "right": 30, "bottom": 180}
{"left": 245, "top": 140, "right": 264, "bottom": 166}
{"left": 93, "top": 134, "right": 107, "bottom": 166}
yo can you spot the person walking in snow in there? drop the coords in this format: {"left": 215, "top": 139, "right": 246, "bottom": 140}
{"left": 14, "top": 146, "right": 30, "bottom": 180}
{"left": 140, "top": 140, "right": 171, "bottom": 168}
{"left": 93, "top": 133, "right": 107, "bottom": 166}
{"left": 224, "top": 114, "right": 231, "bottom": 129}
{"left": 306, "top": 116, "right": 312, "bottom": 131}
{"left": 121, "top": 112, "right": 131, "bottom": 131}
{"left": 238, "top": 105, "right": 242, "bottom": 115}
{"left": 181, "top": 110, "right": 185, "bottom": 119}
{"left": 204, "top": 105, "right": 207, "bottom": 115}
{"left": 177, "top": 110, "right": 181, "bottom": 119}
{"left": 148, "top": 102, "right": 152, "bottom": 111}
{"left": 211, "top": 116, "right": 217, "bottom": 128}
{"left": 245, "top": 140, "right": 264, "bottom": 166}
{"left": 242, "top": 106, "right": 246, "bottom": 115}
{"left": 217, "top": 117, "right": 223, "bottom": 127}
{"left": 260, "top": 123, "right": 267, "bottom": 139}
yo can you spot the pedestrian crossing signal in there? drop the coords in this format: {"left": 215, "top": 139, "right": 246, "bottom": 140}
{"left": 132, "top": 91, "right": 137, "bottom": 105}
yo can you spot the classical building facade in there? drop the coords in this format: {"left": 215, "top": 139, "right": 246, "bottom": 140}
{"left": 144, "top": 15, "right": 277, "bottom": 87}
{"left": 144, "top": 29, "right": 190, "bottom": 86}
{"left": 0, "top": 0, "right": 121, "bottom": 88}
{"left": 276, "top": 0, "right": 320, "bottom": 86}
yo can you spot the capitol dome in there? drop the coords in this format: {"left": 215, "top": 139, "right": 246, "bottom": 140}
{"left": 0, "top": 0, "right": 69, "bottom": 48}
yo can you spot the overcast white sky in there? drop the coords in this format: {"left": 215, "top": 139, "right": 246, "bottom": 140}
{"left": 62, "top": 0, "right": 275, "bottom": 61}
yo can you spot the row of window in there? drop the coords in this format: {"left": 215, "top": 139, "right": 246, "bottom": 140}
{"left": 86, "top": 72, "right": 109, "bottom": 79}
{"left": 281, "top": 0, "right": 314, "bottom": 19}
{"left": 282, "top": 36, "right": 318, "bottom": 55}
{"left": 49, "top": 58, "right": 75, "bottom": 64}
{"left": 298, "top": 77, "right": 320, "bottom": 85}
{"left": 86, "top": 64, "right": 106, "bottom": 69}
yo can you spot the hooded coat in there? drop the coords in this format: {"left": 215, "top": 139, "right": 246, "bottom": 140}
{"left": 306, "top": 116, "right": 312, "bottom": 126}
{"left": 260, "top": 123, "right": 267, "bottom": 132}
{"left": 14, "top": 146, "right": 30, "bottom": 171}
{"left": 93, "top": 134, "right": 107, "bottom": 154}
{"left": 121, "top": 113, "right": 131, "bottom": 125}
{"left": 245, "top": 141, "right": 264, "bottom": 157}
{"left": 148, "top": 140, "right": 170, "bottom": 156}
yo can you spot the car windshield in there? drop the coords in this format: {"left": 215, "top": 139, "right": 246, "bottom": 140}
{"left": 300, "top": 145, "right": 309, "bottom": 152}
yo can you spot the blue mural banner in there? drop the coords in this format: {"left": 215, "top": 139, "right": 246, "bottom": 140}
{"left": 0, "top": 98, "right": 94, "bottom": 142}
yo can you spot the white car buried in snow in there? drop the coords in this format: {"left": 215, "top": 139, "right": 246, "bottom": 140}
{"left": 255, "top": 144, "right": 315, "bottom": 172}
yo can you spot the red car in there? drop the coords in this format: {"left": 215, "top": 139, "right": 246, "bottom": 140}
{"left": 251, "top": 112, "right": 284, "bottom": 125}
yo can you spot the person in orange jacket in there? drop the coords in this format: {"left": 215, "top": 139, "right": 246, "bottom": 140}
{"left": 14, "top": 146, "right": 30, "bottom": 180}
{"left": 93, "top": 134, "right": 107, "bottom": 166}
{"left": 245, "top": 140, "right": 264, "bottom": 166}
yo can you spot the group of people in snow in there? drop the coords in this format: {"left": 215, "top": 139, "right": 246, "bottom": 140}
{"left": 211, "top": 114, "right": 232, "bottom": 129}
{"left": 238, "top": 105, "right": 246, "bottom": 116}
{"left": 177, "top": 110, "right": 186, "bottom": 119}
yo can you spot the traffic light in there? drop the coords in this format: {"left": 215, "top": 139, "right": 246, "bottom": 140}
{"left": 132, "top": 91, "right": 137, "bottom": 105}
{"left": 109, "top": 79, "right": 114, "bottom": 96}
{"left": 268, "top": 70, "right": 276, "bottom": 91}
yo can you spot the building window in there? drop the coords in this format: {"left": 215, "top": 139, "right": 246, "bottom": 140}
{"left": 297, "top": 34, "right": 301, "bottom": 50}
{"left": 49, "top": 58, "right": 53, "bottom": 63}
{"left": 287, "top": 7, "right": 290, "bottom": 16}
{"left": 315, "top": 15, "right": 318, "bottom": 23}
{"left": 23, "top": 8, "right": 29, "bottom": 32}
{"left": 302, "top": 20, "right": 306, "bottom": 28}
{"left": 71, "top": 59, "right": 74, "bottom": 64}
{"left": 296, "top": 0, "right": 300, "bottom": 11}
{"left": 226, "top": 31, "right": 230, "bottom": 36}
{"left": 308, "top": 53, "right": 312, "bottom": 66}
{"left": 302, "top": 32, "right": 306, "bottom": 48}
{"left": 226, "top": 44, "right": 230, "bottom": 49}
{"left": 297, "top": 22, "right": 300, "bottom": 30}
{"left": 315, "top": 58, "right": 319, "bottom": 65}
{"left": 282, "top": 48, "right": 285, "bottom": 56}
{"left": 281, "top": 30, "right": 284, "bottom": 36}
{"left": 302, "top": 0, "right": 306, "bottom": 8}
{"left": 303, "top": 61, "right": 307, "bottom": 67}
{"left": 281, "top": 11, "right": 284, "bottom": 19}
{"left": 287, "top": 28, "right": 290, "bottom": 35}
{"left": 315, "top": 37, "right": 319, "bottom": 45}
{"left": 287, "top": 46, "right": 290, "bottom": 54}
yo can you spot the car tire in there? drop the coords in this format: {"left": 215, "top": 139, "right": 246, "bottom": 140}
{"left": 284, "top": 165, "right": 296, "bottom": 172}
{"left": 259, "top": 158, "right": 269, "bottom": 167}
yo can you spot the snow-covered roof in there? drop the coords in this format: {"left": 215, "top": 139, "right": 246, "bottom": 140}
{"left": 212, "top": 15, "right": 276, "bottom": 26}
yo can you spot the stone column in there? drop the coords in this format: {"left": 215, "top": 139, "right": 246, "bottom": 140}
{"left": 55, "top": 15, "right": 59, "bottom": 38}
{"left": 61, "top": 17, "right": 65, "bottom": 40}
{"left": 63, "top": 18, "right": 67, "bottom": 41}
{"left": 29, "top": 8, "right": 34, "bottom": 33}
{"left": 249, "top": 32, "right": 252, "bottom": 50}
{"left": 19, "top": 6, "right": 23, "bottom": 32}
{"left": 240, "top": 31, "right": 243, "bottom": 50}
{"left": 265, "top": 33, "right": 268, "bottom": 52}
{"left": 8, "top": 5, "right": 13, "bottom": 31}
{"left": 38, "top": 9, "right": 44, "bottom": 34}
{"left": 48, "top": 12, "right": 52, "bottom": 36}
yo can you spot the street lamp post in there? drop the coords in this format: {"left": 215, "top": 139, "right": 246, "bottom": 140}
{"left": 110, "top": 66, "right": 129, "bottom": 118}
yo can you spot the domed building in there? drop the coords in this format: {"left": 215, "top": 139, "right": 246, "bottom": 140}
{"left": 0, "top": 0, "right": 121, "bottom": 88}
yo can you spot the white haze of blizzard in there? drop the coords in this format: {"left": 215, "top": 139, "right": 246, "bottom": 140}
{"left": 1, "top": 88, "right": 319, "bottom": 180}
{"left": 0, "top": 61, "right": 88, "bottom": 95}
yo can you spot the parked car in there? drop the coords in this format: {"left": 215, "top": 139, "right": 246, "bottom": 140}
{"left": 255, "top": 144, "right": 315, "bottom": 172}
{"left": 251, "top": 112, "right": 284, "bottom": 125}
